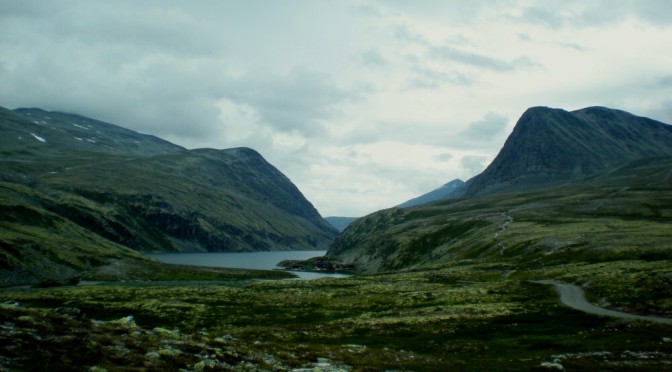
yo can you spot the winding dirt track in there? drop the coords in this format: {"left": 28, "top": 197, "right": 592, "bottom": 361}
{"left": 532, "top": 280, "right": 672, "bottom": 325}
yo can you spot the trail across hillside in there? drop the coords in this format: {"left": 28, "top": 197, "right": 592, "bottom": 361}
{"left": 533, "top": 280, "right": 672, "bottom": 325}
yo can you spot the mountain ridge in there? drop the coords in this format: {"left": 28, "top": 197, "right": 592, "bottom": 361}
{"left": 396, "top": 179, "right": 464, "bottom": 208}
{"left": 0, "top": 106, "right": 337, "bottom": 285}
{"left": 326, "top": 106, "right": 672, "bottom": 273}
{"left": 461, "top": 106, "right": 672, "bottom": 197}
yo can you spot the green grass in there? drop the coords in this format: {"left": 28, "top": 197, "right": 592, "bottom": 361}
{"left": 330, "top": 158, "right": 672, "bottom": 274}
{"left": 1, "top": 261, "right": 671, "bottom": 370}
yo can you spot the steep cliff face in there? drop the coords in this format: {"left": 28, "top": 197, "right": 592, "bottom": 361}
{"left": 463, "top": 106, "right": 672, "bottom": 197}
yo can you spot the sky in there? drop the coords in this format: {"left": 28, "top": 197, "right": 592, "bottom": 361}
{"left": 1, "top": 1, "right": 672, "bottom": 217}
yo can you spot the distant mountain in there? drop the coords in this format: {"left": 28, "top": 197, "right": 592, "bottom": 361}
{"left": 0, "top": 106, "right": 337, "bottom": 285}
{"left": 4, "top": 108, "right": 185, "bottom": 156}
{"left": 324, "top": 216, "right": 359, "bottom": 232}
{"left": 462, "top": 106, "right": 672, "bottom": 197}
{"left": 326, "top": 106, "right": 672, "bottom": 273}
{"left": 397, "top": 179, "right": 464, "bottom": 208}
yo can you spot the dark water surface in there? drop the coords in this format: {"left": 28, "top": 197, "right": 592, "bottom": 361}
{"left": 147, "top": 250, "right": 350, "bottom": 280}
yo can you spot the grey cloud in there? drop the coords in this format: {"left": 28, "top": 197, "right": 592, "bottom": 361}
{"left": 362, "top": 50, "right": 388, "bottom": 67}
{"left": 373, "top": 0, "right": 516, "bottom": 25}
{"left": 460, "top": 155, "right": 488, "bottom": 175}
{"left": 0, "top": 1, "right": 62, "bottom": 19}
{"left": 630, "top": 0, "right": 672, "bottom": 26}
{"left": 228, "top": 69, "right": 359, "bottom": 137}
{"left": 659, "top": 75, "right": 672, "bottom": 87}
{"left": 519, "top": 1, "right": 672, "bottom": 29}
{"left": 461, "top": 112, "right": 508, "bottom": 141}
{"left": 643, "top": 100, "right": 672, "bottom": 126}
{"left": 429, "top": 46, "right": 537, "bottom": 72}
{"left": 433, "top": 153, "right": 453, "bottom": 162}
{"left": 406, "top": 63, "right": 473, "bottom": 89}
{"left": 0, "top": 0, "right": 363, "bottom": 146}
{"left": 404, "top": 54, "right": 473, "bottom": 89}
{"left": 393, "top": 25, "right": 428, "bottom": 45}
{"left": 519, "top": 5, "right": 567, "bottom": 29}
{"left": 518, "top": 33, "right": 586, "bottom": 51}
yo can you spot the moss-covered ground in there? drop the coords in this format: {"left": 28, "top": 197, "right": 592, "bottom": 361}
{"left": 2, "top": 260, "right": 671, "bottom": 371}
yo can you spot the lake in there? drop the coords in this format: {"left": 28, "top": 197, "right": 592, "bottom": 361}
{"left": 147, "top": 250, "right": 350, "bottom": 280}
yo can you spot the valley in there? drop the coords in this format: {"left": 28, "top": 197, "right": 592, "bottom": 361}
{"left": 1, "top": 105, "right": 672, "bottom": 370}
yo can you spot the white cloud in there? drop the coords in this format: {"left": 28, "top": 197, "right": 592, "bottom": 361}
{"left": 1, "top": 0, "right": 671, "bottom": 217}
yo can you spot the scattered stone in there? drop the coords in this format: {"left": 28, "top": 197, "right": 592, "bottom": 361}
{"left": 540, "top": 361, "right": 564, "bottom": 370}
{"left": 112, "top": 315, "right": 137, "bottom": 328}
{"left": 88, "top": 367, "right": 107, "bottom": 372}
{"left": 17, "top": 315, "right": 34, "bottom": 323}
{"left": 662, "top": 337, "right": 672, "bottom": 343}
{"left": 292, "top": 358, "right": 350, "bottom": 372}
{"left": 0, "top": 322, "right": 16, "bottom": 331}
{"left": 153, "top": 327, "right": 180, "bottom": 339}
{"left": 342, "top": 344, "right": 367, "bottom": 353}
{"left": 55, "top": 307, "right": 82, "bottom": 317}
{"left": 214, "top": 334, "right": 236, "bottom": 342}
{"left": 1, "top": 301, "right": 19, "bottom": 309}
{"left": 158, "top": 348, "right": 182, "bottom": 357}
{"left": 144, "top": 351, "right": 161, "bottom": 367}
{"left": 621, "top": 350, "right": 666, "bottom": 359}
{"left": 194, "top": 358, "right": 220, "bottom": 371}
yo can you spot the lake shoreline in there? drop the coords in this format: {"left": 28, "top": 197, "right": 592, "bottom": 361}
{"left": 147, "top": 250, "right": 351, "bottom": 280}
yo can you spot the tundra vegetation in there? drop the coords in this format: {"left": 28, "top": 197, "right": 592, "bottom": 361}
{"left": 2, "top": 157, "right": 672, "bottom": 370}
{"left": 2, "top": 106, "right": 671, "bottom": 370}
{"left": 1, "top": 260, "right": 671, "bottom": 370}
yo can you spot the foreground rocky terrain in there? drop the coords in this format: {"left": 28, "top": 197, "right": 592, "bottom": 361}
{"left": 1, "top": 261, "right": 671, "bottom": 370}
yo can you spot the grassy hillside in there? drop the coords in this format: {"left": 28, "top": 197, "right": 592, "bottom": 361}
{"left": 463, "top": 106, "right": 672, "bottom": 197}
{"left": 0, "top": 106, "right": 336, "bottom": 285}
{"left": 328, "top": 156, "right": 672, "bottom": 273}
{"left": 0, "top": 182, "right": 295, "bottom": 285}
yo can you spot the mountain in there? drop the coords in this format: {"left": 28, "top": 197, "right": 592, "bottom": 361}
{"left": 0, "top": 106, "right": 337, "bottom": 284}
{"left": 324, "top": 216, "right": 359, "bottom": 232}
{"left": 462, "top": 106, "right": 672, "bottom": 197}
{"left": 396, "top": 179, "right": 464, "bottom": 208}
{"left": 4, "top": 108, "right": 185, "bottom": 156}
{"left": 326, "top": 106, "right": 672, "bottom": 273}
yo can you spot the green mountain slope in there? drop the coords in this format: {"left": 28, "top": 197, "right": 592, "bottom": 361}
{"left": 35, "top": 147, "right": 337, "bottom": 252}
{"left": 327, "top": 106, "right": 672, "bottom": 274}
{"left": 463, "top": 106, "right": 672, "bottom": 197}
{"left": 328, "top": 156, "right": 672, "bottom": 273}
{"left": 0, "top": 106, "right": 336, "bottom": 284}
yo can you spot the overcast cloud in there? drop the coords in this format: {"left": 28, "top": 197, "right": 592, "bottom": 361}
{"left": 1, "top": 0, "right": 671, "bottom": 217}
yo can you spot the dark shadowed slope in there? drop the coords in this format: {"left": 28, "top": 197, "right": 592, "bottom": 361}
{"left": 463, "top": 106, "right": 672, "bottom": 197}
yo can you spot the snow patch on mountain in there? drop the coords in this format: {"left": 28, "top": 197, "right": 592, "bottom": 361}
{"left": 30, "top": 133, "right": 46, "bottom": 143}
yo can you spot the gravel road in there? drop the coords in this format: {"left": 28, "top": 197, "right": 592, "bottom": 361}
{"left": 533, "top": 279, "right": 672, "bottom": 325}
